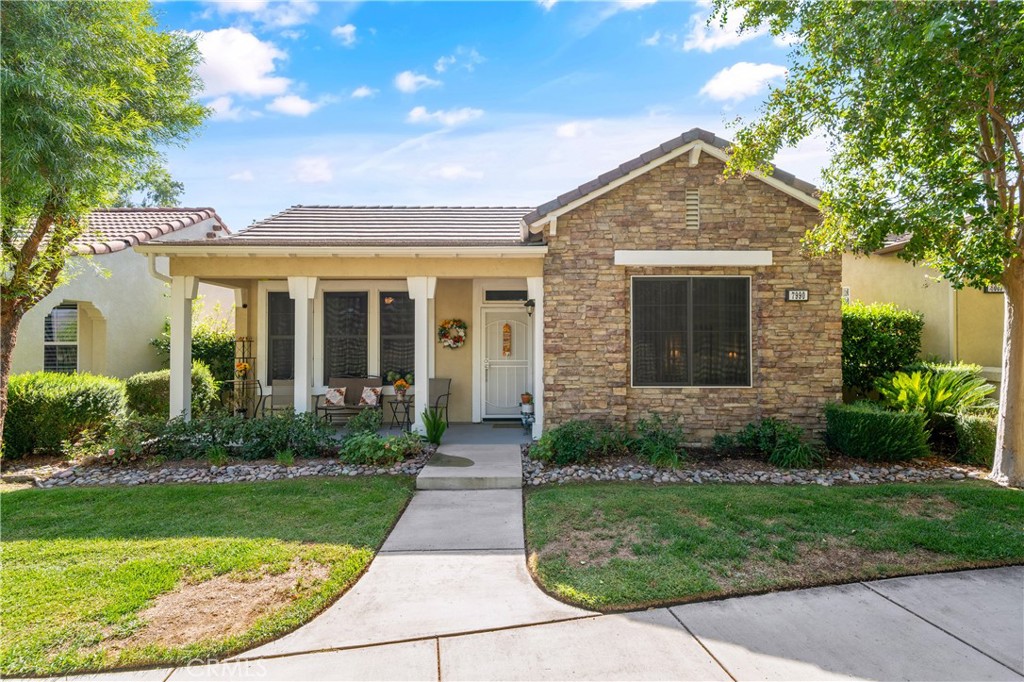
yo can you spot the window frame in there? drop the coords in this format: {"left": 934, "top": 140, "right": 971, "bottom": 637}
{"left": 43, "top": 303, "right": 79, "bottom": 374}
{"left": 629, "top": 275, "right": 753, "bottom": 389}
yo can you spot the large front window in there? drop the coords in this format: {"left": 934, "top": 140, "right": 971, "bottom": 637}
{"left": 379, "top": 291, "right": 414, "bottom": 380}
{"left": 44, "top": 303, "right": 78, "bottom": 373}
{"left": 323, "top": 292, "right": 369, "bottom": 381}
{"left": 631, "top": 277, "right": 750, "bottom": 387}
{"left": 267, "top": 292, "right": 294, "bottom": 385}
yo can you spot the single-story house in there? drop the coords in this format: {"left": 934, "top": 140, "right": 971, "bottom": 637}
{"left": 843, "top": 238, "right": 1004, "bottom": 382}
{"left": 138, "top": 129, "right": 842, "bottom": 441}
{"left": 10, "top": 208, "right": 233, "bottom": 378}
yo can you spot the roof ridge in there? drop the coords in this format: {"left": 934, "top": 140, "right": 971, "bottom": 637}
{"left": 91, "top": 207, "right": 218, "bottom": 213}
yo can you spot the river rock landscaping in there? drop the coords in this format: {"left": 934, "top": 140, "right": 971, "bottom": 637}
{"left": 521, "top": 447, "right": 986, "bottom": 487}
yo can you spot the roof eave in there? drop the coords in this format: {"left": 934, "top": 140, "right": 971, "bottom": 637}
{"left": 134, "top": 243, "right": 548, "bottom": 258}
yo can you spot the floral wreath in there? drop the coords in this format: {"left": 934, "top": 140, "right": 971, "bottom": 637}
{"left": 437, "top": 319, "right": 468, "bottom": 349}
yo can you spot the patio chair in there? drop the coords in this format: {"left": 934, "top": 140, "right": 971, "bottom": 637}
{"left": 263, "top": 380, "right": 294, "bottom": 415}
{"left": 316, "top": 376, "right": 384, "bottom": 424}
{"left": 429, "top": 377, "right": 452, "bottom": 426}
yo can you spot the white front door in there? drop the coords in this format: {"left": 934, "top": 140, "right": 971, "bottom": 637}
{"left": 482, "top": 309, "right": 531, "bottom": 418}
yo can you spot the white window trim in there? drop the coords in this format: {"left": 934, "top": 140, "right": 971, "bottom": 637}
{"left": 313, "top": 280, "right": 408, "bottom": 394}
{"left": 256, "top": 280, "right": 290, "bottom": 392}
{"left": 43, "top": 303, "right": 80, "bottom": 374}
{"left": 629, "top": 275, "right": 754, "bottom": 389}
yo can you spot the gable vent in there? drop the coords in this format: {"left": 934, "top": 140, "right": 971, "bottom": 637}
{"left": 685, "top": 189, "right": 700, "bottom": 229}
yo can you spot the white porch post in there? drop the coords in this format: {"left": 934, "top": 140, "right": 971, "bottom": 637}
{"left": 407, "top": 276, "right": 437, "bottom": 433}
{"left": 288, "top": 276, "right": 318, "bottom": 413}
{"left": 527, "top": 277, "right": 545, "bottom": 439}
{"left": 169, "top": 276, "right": 198, "bottom": 420}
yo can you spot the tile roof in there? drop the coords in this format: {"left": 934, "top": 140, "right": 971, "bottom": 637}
{"left": 522, "top": 128, "right": 820, "bottom": 226}
{"left": 198, "top": 206, "right": 536, "bottom": 246}
{"left": 76, "top": 208, "right": 228, "bottom": 254}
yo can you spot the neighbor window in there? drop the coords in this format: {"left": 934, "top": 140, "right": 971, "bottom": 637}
{"left": 43, "top": 303, "right": 78, "bottom": 373}
{"left": 379, "top": 291, "right": 414, "bottom": 380}
{"left": 632, "top": 277, "right": 750, "bottom": 386}
{"left": 323, "top": 292, "right": 369, "bottom": 381}
{"left": 267, "top": 292, "right": 294, "bottom": 385}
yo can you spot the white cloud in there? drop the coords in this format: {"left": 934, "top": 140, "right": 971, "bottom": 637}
{"left": 394, "top": 70, "right": 442, "bottom": 93}
{"left": 683, "top": 7, "right": 766, "bottom": 52}
{"left": 433, "top": 164, "right": 484, "bottom": 181}
{"left": 279, "top": 29, "right": 304, "bottom": 40}
{"left": 574, "top": 0, "right": 657, "bottom": 36}
{"left": 331, "top": 23, "right": 357, "bottom": 47}
{"left": 699, "top": 61, "right": 788, "bottom": 102}
{"left": 351, "top": 85, "right": 378, "bottom": 99}
{"left": 205, "top": 0, "right": 318, "bottom": 28}
{"left": 293, "top": 156, "right": 333, "bottom": 183}
{"left": 617, "top": 0, "right": 656, "bottom": 9}
{"left": 207, "top": 95, "right": 249, "bottom": 121}
{"left": 406, "top": 106, "right": 484, "bottom": 127}
{"left": 773, "top": 31, "right": 803, "bottom": 47}
{"left": 229, "top": 170, "right": 255, "bottom": 182}
{"left": 537, "top": 0, "right": 557, "bottom": 10}
{"left": 434, "top": 47, "right": 485, "bottom": 73}
{"left": 642, "top": 30, "right": 662, "bottom": 46}
{"left": 267, "top": 94, "right": 322, "bottom": 117}
{"left": 193, "top": 28, "right": 291, "bottom": 97}
{"left": 555, "top": 121, "right": 593, "bottom": 138}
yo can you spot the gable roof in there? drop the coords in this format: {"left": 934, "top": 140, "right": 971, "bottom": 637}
{"left": 76, "top": 208, "right": 229, "bottom": 255}
{"left": 178, "top": 206, "right": 536, "bottom": 247}
{"left": 523, "top": 128, "right": 820, "bottom": 230}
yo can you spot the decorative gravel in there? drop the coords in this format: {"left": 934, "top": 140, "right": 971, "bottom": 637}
{"left": 521, "top": 450, "right": 986, "bottom": 487}
{"left": 4, "top": 451, "right": 431, "bottom": 489}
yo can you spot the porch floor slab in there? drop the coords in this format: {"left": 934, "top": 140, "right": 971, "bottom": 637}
{"left": 381, "top": 490, "right": 524, "bottom": 552}
{"left": 416, "top": 444, "right": 523, "bottom": 490}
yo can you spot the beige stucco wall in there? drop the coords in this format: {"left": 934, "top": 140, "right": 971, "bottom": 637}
{"left": 433, "top": 279, "right": 474, "bottom": 422}
{"left": 842, "top": 252, "right": 1004, "bottom": 372}
{"left": 542, "top": 152, "right": 842, "bottom": 442}
{"left": 9, "top": 219, "right": 233, "bottom": 378}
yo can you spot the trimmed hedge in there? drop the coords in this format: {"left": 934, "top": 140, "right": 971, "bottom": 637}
{"left": 824, "top": 401, "right": 930, "bottom": 462}
{"left": 842, "top": 301, "right": 924, "bottom": 392}
{"left": 954, "top": 412, "right": 997, "bottom": 467}
{"left": 3, "top": 372, "right": 126, "bottom": 458}
{"left": 124, "top": 362, "right": 218, "bottom": 418}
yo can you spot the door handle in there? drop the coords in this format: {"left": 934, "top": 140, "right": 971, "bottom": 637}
{"left": 484, "top": 358, "right": 490, "bottom": 370}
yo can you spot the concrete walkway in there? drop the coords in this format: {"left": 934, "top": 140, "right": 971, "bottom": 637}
{"left": 32, "top": 443, "right": 1024, "bottom": 681}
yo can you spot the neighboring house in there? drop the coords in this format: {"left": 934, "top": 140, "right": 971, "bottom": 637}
{"left": 10, "top": 208, "right": 232, "bottom": 379}
{"left": 843, "top": 238, "right": 1004, "bottom": 382}
{"left": 138, "top": 129, "right": 841, "bottom": 441}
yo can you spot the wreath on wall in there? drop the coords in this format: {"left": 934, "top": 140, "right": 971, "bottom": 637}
{"left": 437, "top": 319, "right": 468, "bottom": 349}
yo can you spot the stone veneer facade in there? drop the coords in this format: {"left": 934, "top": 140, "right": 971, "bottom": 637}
{"left": 541, "top": 152, "right": 841, "bottom": 443}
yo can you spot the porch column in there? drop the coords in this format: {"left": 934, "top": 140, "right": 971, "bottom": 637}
{"left": 407, "top": 276, "right": 436, "bottom": 433}
{"left": 527, "top": 276, "right": 545, "bottom": 439}
{"left": 169, "top": 276, "right": 198, "bottom": 421}
{"left": 288, "top": 276, "right": 318, "bottom": 413}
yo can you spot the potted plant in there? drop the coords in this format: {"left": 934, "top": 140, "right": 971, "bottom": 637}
{"left": 520, "top": 392, "right": 534, "bottom": 413}
{"left": 393, "top": 377, "right": 411, "bottom": 401}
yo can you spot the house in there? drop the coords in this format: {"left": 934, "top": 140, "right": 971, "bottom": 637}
{"left": 137, "top": 129, "right": 841, "bottom": 441}
{"left": 10, "top": 208, "right": 232, "bottom": 379}
{"left": 842, "top": 238, "right": 1004, "bottom": 382}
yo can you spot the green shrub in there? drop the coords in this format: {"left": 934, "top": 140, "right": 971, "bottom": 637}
{"left": 904, "top": 360, "right": 983, "bottom": 381}
{"left": 875, "top": 370, "right": 995, "bottom": 430}
{"left": 150, "top": 299, "right": 235, "bottom": 382}
{"left": 124, "top": 362, "right": 218, "bottom": 418}
{"left": 339, "top": 432, "right": 403, "bottom": 465}
{"left": 275, "top": 449, "right": 295, "bottom": 467}
{"left": 954, "top": 412, "right": 997, "bottom": 467}
{"left": 714, "top": 417, "right": 820, "bottom": 469}
{"left": 633, "top": 415, "right": 687, "bottom": 467}
{"left": 4, "top": 372, "right": 126, "bottom": 458}
{"left": 346, "top": 408, "right": 382, "bottom": 435}
{"left": 842, "top": 301, "right": 924, "bottom": 392}
{"left": 530, "top": 420, "right": 600, "bottom": 465}
{"left": 824, "top": 402, "right": 930, "bottom": 462}
{"left": 421, "top": 407, "right": 447, "bottom": 445}
{"left": 104, "top": 414, "right": 166, "bottom": 464}
{"left": 155, "top": 411, "right": 333, "bottom": 461}
{"left": 205, "top": 444, "right": 230, "bottom": 466}
{"left": 596, "top": 422, "right": 634, "bottom": 458}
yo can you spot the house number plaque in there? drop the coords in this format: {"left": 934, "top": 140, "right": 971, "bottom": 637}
{"left": 785, "top": 289, "right": 809, "bottom": 302}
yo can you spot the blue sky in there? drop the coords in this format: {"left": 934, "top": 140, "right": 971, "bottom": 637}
{"left": 156, "top": 1, "right": 826, "bottom": 230}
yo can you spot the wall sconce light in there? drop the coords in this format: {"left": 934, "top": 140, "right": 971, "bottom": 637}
{"left": 524, "top": 299, "right": 536, "bottom": 317}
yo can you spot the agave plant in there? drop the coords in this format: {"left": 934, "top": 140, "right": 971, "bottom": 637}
{"left": 875, "top": 370, "right": 995, "bottom": 428}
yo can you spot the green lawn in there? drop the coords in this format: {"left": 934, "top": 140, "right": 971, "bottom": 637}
{"left": 525, "top": 481, "right": 1024, "bottom": 611}
{"left": 1, "top": 477, "right": 414, "bottom": 676}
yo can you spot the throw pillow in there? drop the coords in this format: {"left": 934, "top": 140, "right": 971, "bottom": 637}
{"left": 325, "top": 387, "right": 346, "bottom": 406}
{"left": 359, "top": 386, "right": 382, "bottom": 406}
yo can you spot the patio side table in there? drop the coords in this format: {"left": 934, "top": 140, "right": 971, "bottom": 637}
{"left": 390, "top": 395, "right": 414, "bottom": 431}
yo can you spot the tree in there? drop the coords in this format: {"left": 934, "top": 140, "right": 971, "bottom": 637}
{"left": 113, "top": 166, "right": 187, "bottom": 208}
{"left": 710, "top": 0, "right": 1023, "bottom": 485}
{"left": 0, "top": 1, "right": 207, "bottom": 448}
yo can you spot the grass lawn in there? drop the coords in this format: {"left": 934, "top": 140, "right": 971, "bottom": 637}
{"left": 1, "top": 477, "right": 414, "bottom": 677}
{"left": 525, "top": 481, "right": 1024, "bottom": 611}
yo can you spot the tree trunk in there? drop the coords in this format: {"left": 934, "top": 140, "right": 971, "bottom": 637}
{"left": 0, "top": 302, "right": 24, "bottom": 458}
{"left": 991, "top": 257, "right": 1024, "bottom": 487}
